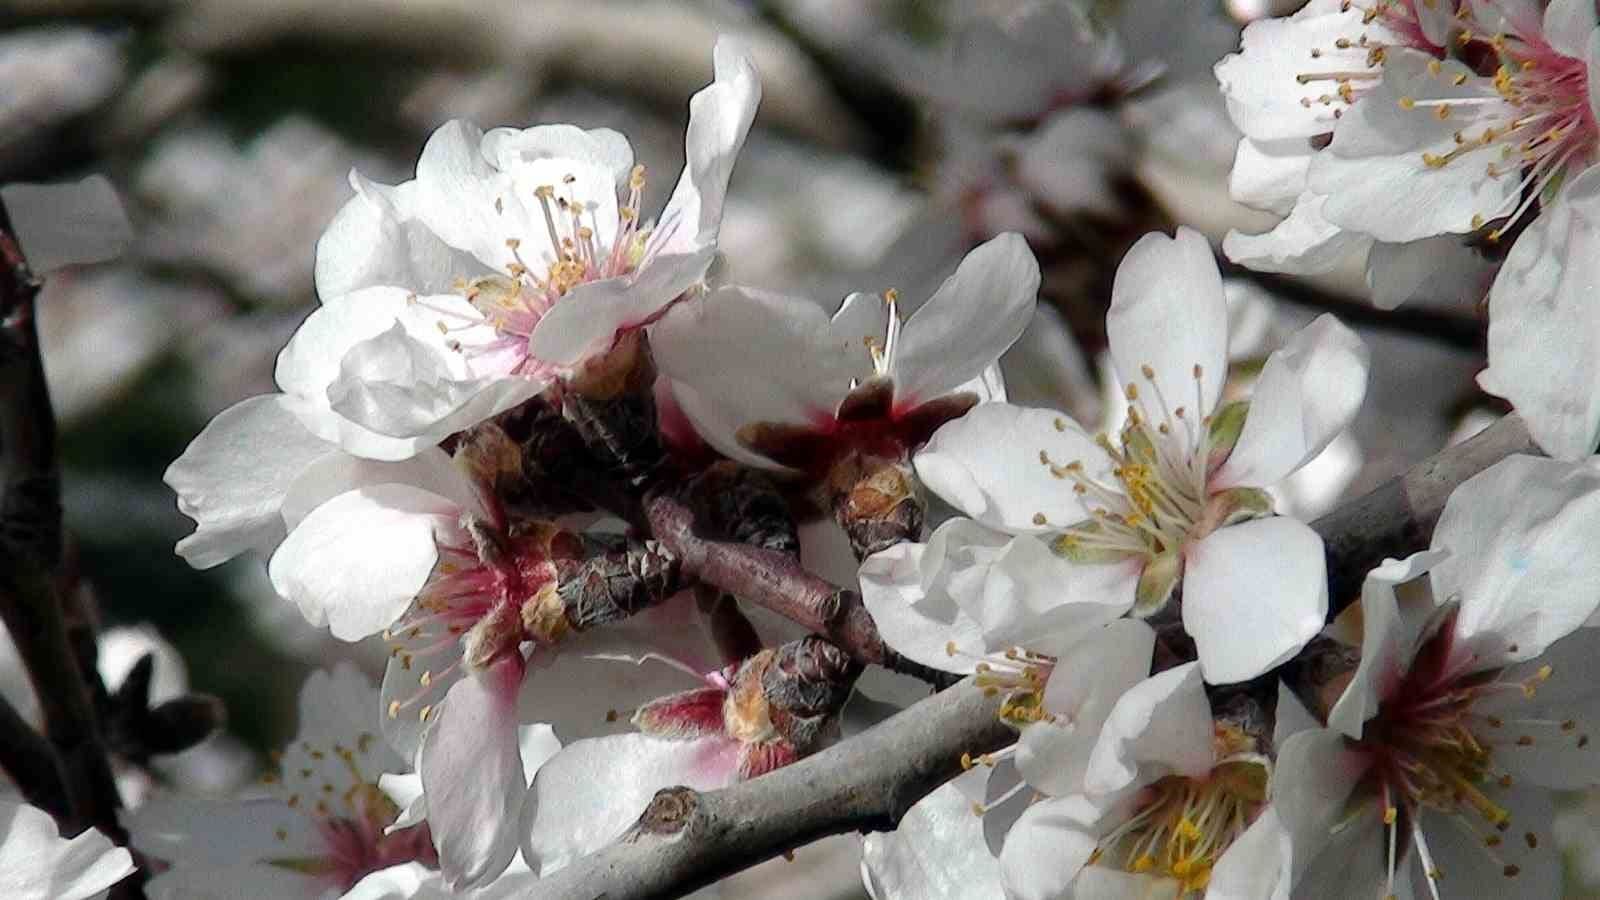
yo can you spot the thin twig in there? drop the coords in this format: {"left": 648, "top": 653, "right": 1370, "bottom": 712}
{"left": 643, "top": 489, "right": 954, "bottom": 686}
{"left": 0, "top": 692, "right": 69, "bottom": 819}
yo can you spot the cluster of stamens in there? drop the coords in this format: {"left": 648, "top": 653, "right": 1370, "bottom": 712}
{"left": 262, "top": 734, "right": 438, "bottom": 889}
{"left": 1294, "top": 1, "right": 1445, "bottom": 119}
{"left": 1044, "top": 364, "right": 1215, "bottom": 561}
{"left": 418, "top": 164, "right": 653, "bottom": 375}
{"left": 1089, "top": 729, "right": 1267, "bottom": 896}
{"left": 950, "top": 643, "right": 1057, "bottom": 726}
{"left": 858, "top": 289, "right": 903, "bottom": 385}
{"left": 1399, "top": 6, "right": 1599, "bottom": 241}
{"left": 1360, "top": 625, "right": 1590, "bottom": 898}
{"left": 383, "top": 523, "right": 567, "bottom": 725}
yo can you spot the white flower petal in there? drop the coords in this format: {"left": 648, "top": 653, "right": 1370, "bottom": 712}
{"left": 998, "top": 795, "right": 1101, "bottom": 900}
{"left": 520, "top": 733, "right": 739, "bottom": 876}
{"left": 1311, "top": 51, "right": 1521, "bottom": 242}
{"left": 1206, "top": 808, "right": 1292, "bottom": 900}
{"left": 279, "top": 445, "right": 480, "bottom": 533}
{"left": 379, "top": 772, "right": 427, "bottom": 834}
{"left": 1182, "top": 517, "right": 1328, "bottom": 685}
{"left": 1272, "top": 728, "right": 1374, "bottom": 887}
{"left": 480, "top": 124, "right": 633, "bottom": 182}
{"left": 1, "top": 176, "right": 131, "bottom": 272}
{"left": 342, "top": 862, "right": 440, "bottom": 900}
{"left": 1543, "top": 0, "right": 1598, "bottom": 57}
{"left": 1486, "top": 627, "right": 1600, "bottom": 790}
{"left": 145, "top": 863, "right": 317, "bottom": 899}
{"left": 1431, "top": 455, "right": 1600, "bottom": 671}
{"left": 652, "top": 285, "right": 866, "bottom": 462}
{"left": 165, "top": 394, "right": 335, "bottom": 568}
{"left": 1479, "top": 166, "right": 1600, "bottom": 460}
{"left": 860, "top": 531, "right": 987, "bottom": 675}
{"left": 1084, "top": 663, "right": 1213, "bottom": 796}
{"left": 973, "top": 532, "right": 1137, "bottom": 654}
{"left": 129, "top": 794, "right": 318, "bottom": 870}
{"left": 894, "top": 233, "right": 1040, "bottom": 407}
{"left": 314, "top": 171, "right": 490, "bottom": 299}
{"left": 650, "top": 37, "right": 761, "bottom": 260}
{"left": 1106, "top": 227, "right": 1228, "bottom": 418}
{"left": 913, "top": 403, "right": 1105, "bottom": 534}
{"left": 1228, "top": 138, "right": 1310, "bottom": 216}
{"left": 1215, "top": 1, "right": 1371, "bottom": 141}
{"left": 1213, "top": 314, "right": 1369, "bottom": 490}
{"left": 1015, "top": 619, "right": 1155, "bottom": 797}
{"left": 1416, "top": 783, "right": 1559, "bottom": 898}
{"left": 1222, "top": 192, "right": 1372, "bottom": 275}
{"left": 1326, "top": 550, "right": 1446, "bottom": 740}
{"left": 861, "top": 776, "right": 1007, "bottom": 900}
{"left": 527, "top": 246, "right": 714, "bottom": 367}
{"left": 421, "top": 660, "right": 525, "bottom": 891}
{"left": 328, "top": 320, "right": 540, "bottom": 439}
{"left": 0, "top": 799, "right": 135, "bottom": 900}
{"left": 268, "top": 483, "right": 458, "bottom": 641}
{"left": 276, "top": 286, "right": 486, "bottom": 460}
{"left": 405, "top": 119, "right": 530, "bottom": 275}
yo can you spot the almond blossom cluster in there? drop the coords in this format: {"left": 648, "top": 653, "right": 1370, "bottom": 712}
{"left": 8, "top": 5, "right": 1600, "bottom": 900}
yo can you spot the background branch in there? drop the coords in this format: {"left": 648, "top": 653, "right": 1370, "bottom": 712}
{"left": 0, "top": 201, "right": 141, "bottom": 895}
{"left": 1223, "top": 261, "right": 1486, "bottom": 352}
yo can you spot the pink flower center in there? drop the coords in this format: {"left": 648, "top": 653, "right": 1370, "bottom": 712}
{"left": 1405, "top": 6, "right": 1599, "bottom": 240}
{"left": 421, "top": 164, "right": 654, "bottom": 377}
{"left": 384, "top": 524, "right": 578, "bottom": 726}
{"left": 265, "top": 738, "right": 440, "bottom": 892}
{"left": 1356, "top": 616, "right": 1582, "bottom": 894}
{"left": 314, "top": 788, "right": 439, "bottom": 892}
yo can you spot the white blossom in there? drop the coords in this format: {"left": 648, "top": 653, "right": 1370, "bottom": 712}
{"left": 872, "top": 228, "right": 1368, "bottom": 684}
{"left": 1275, "top": 454, "right": 1600, "bottom": 898}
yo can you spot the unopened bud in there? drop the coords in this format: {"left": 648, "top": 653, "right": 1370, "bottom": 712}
{"left": 826, "top": 451, "right": 926, "bottom": 561}
{"left": 553, "top": 534, "right": 683, "bottom": 631}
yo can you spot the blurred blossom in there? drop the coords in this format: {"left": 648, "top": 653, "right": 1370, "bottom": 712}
{"left": 99, "top": 624, "right": 189, "bottom": 705}
{"left": 138, "top": 118, "right": 391, "bottom": 303}
{"left": 179, "top": 309, "right": 306, "bottom": 416}
{"left": 719, "top": 140, "right": 924, "bottom": 289}
{"left": 0, "top": 28, "right": 125, "bottom": 167}
{"left": 38, "top": 267, "right": 225, "bottom": 424}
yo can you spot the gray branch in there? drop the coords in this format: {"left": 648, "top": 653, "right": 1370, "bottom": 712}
{"left": 533, "top": 413, "right": 1541, "bottom": 900}
{"left": 533, "top": 680, "right": 1010, "bottom": 900}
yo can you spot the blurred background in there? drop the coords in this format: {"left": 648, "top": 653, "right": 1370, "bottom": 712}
{"left": 2, "top": 0, "right": 1576, "bottom": 896}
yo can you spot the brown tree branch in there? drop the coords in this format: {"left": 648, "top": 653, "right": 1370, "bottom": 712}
{"left": 530, "top": 679, "right": 1010, "bottom": 900}
{"left": 0, "top": 692, "right": 69, "bottom": 819}
{"left": 547, "top": 412, "right": 1541, "bottom": 898}
{"left": 0, "top": 201, "right": 140, "bottom": 895}
{"left": 643, "top": 489, "right": 954, "bottom": 686}
{"left": 1314, "top": 413, "right": 1536, "bottom": 615}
